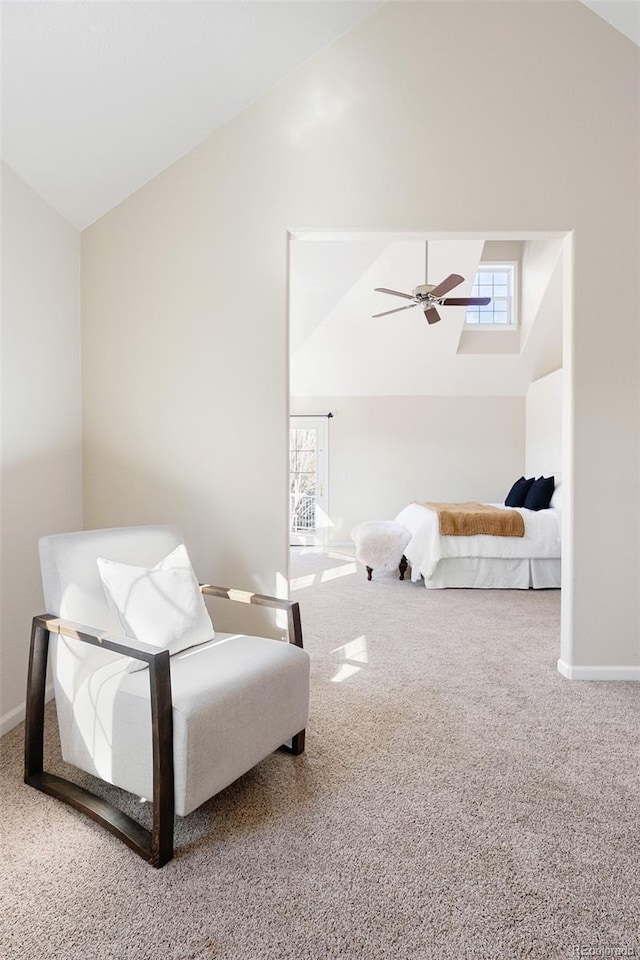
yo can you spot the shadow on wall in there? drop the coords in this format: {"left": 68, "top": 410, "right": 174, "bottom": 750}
{"left": 1, "top": 444, "right": 82, "bottom": 724}
{"left": 81, "top": 446, "right": 285, "bottom": 640}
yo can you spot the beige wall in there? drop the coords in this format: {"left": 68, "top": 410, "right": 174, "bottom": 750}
{"left": 1, "top": 164, "right": 82, "bottom": 732}
{"left": 291, "top": 396, "right": 525, "bottom": 543}
{"left": 81, "top": 2, "right": 639, "bottom": 672}
{"left": 526, "top": 370, "right": 563, "bottom": 478}
{"left": 481, "top": 241, "right": 524, "bottom": 265}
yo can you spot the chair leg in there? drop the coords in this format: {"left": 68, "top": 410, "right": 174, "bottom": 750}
{"left": 282, "top": 729, "right": 305, "bottom": 755}
{"left": 24, "top": 618, "right": 49, "bottom": 781}
{"left": 399, "top": 555, "right": 408, "bottom": 581}
{"left": 366, "top": 566, "right": 373, "bottom": 581}
{"left": 148, "top": 652, "right": 175, "bottom": 867}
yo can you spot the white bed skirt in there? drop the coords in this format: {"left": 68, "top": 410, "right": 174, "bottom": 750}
{"left": 530, "top": 558, "right": 562, "bottom": 589}
{"left": 422, "top": 557, "right": 561, "bottom": 590}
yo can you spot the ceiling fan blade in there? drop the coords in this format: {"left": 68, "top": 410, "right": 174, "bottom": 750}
{"left": 372, "top": 304, "right": 417, "bottom": 318}
{"left": 424, "top": 307, "right": 441, "bottom": 325}
{"left": 429, "top": 274, "right": 465, "bottom": 298}
{"left": 374, "top": 287, "right": 414, "bottom": 301}
{"left": 442, "top": 297, "right": 491, "bottom": 306}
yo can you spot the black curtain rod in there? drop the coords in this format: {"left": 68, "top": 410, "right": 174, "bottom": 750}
{"left": 290, "top": 413, "right": 333, "bottom": 418}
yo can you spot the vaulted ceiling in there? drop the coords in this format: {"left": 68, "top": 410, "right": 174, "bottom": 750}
{"left": 290, "top": 235, "right": 564, "bottom": 397}
{"left": 1, "top": 1, "right": 636, "bottom": 231}
{"left": 1, "top": 1, "right": 381, "bottom": 228}
{"left": 581, "top": 1, "right": 639, "bottom": 46}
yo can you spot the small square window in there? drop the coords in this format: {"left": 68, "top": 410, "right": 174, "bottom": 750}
{"left": 465, "top": 263, "right": 517, "bottom": 327}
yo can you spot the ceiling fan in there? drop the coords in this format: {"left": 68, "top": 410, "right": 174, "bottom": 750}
{"left": 372, "top": 243, "right": 491, "bottom": 325}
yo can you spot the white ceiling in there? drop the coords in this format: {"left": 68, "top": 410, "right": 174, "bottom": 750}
{"left": 581, "top": 1, "right": 640, "bottom": 46}
{"left": 1, "top": 1, "right": 635, "bottom": 231}
{"left": 1, "top": 1, "right": 381, "bottom": 229}
{"left": 290, "top": 236, "right": 563, "bottom": 397}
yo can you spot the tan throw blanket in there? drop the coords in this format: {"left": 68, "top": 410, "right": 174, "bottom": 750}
{"left": 413, "top": 501, "right": 525, "bottom": 538}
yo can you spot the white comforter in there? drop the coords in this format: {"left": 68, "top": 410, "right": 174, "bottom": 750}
{"left": 394, "top": 502, "right": 562, "bottom": 583}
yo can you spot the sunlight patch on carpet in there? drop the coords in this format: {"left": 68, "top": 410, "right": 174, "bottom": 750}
{"left": 321, "top": 562, "right": 357, "bottom": 583}
{"left": 290, "top": 574, "right": 317, "bottom": 591}
{"left": 331, "top": 634, "right": 368, "bottom": 682}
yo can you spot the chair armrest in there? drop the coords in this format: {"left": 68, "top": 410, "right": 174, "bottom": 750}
{"left": 199, "top": 586, "right": 303, "bottom": 648}
{"left": 35, "top": 614, "right": 165, "bottom": 665}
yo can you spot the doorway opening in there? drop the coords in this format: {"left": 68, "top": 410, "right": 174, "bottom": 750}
{"left": 287, "top": 229, "right": 572, "bottom": 668}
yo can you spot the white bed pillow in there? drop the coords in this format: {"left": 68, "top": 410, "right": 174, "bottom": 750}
{"left": 97, "top": 544, "right": 214, "bottom": 673}
{"left": 550, "top": 480, "right": 562, "bottom": 509}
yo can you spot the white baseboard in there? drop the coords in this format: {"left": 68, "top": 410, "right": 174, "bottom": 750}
{"left": 0, "top": 684, "right": 55, "bottom": 737}
{"left": 557, "top": 659, "right": 640, "bottom": 681}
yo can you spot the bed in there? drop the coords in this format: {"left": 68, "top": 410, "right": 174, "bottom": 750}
{"left": 394, "top": 501, "right": 561, "bottom": 590}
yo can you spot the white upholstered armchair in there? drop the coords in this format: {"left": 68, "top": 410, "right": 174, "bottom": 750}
{"left": 24, "top": 525, "right": 310, "bottom": 867}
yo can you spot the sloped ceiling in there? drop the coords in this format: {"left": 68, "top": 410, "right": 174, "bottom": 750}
{"left": 290, "top": 236, "right": 563, "bottom": 397}
{"left": 581, "top": 1, "right": 640, "bottom": 46}
{"left": 1, "top": 1, "right": 381, "bottom": 229}
{"left": 1, "top": 1, "right": 636, "bottom": 230}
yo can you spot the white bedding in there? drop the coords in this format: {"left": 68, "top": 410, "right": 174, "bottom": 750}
{"left": 394, "top": 502, "right": 561, "bottom": 584}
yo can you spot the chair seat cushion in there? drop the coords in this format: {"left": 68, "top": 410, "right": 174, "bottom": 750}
{"left": 60, "top": 633, "right": 310, "bottom": 817}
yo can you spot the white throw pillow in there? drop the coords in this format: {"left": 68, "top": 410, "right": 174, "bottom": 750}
{"left": 97, "top": 544, "right": 214, "bottom": 673}
{"left": 550, "top": 480, "right": 562, "bottom": 509}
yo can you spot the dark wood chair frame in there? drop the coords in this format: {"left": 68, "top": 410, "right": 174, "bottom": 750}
{"left": 24, "top": 585, "right": 305, "bottom": 868}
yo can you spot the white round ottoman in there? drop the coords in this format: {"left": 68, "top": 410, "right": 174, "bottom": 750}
{"left": 350, "top": 520, "right": 412, "bottom": 581}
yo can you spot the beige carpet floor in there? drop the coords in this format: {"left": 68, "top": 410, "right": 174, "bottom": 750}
{"left": 1, "top": 548, "right": 639, "bottom": 960}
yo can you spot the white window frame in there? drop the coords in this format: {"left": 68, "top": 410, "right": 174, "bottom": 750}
{"left": 289, "top": 416, "right": 329, "bottom": 542}
{"left": 465, "top": 261, "right": 518, "bottom": 328}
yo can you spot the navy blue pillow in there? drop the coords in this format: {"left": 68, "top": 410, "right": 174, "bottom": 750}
{"left": 505, "top": 476, "right": 535, "bottom": 508}
{"left": 523, "top": 476, "right": 555, "bottom": 511}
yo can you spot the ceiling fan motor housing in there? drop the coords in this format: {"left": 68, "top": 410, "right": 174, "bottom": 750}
{"left": 413, "top": 284, "right": 436, "bottom": 298}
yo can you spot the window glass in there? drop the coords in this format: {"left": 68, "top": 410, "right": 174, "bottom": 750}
{"left": 465, "top": 263, "right": 516, "bottom": 327}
